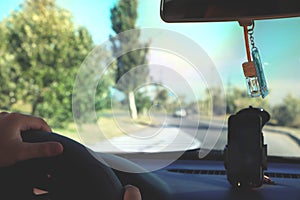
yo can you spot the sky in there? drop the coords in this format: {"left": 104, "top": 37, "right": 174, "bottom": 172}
{"left": 1, "top": 0, "right": 300, "bottom": 104}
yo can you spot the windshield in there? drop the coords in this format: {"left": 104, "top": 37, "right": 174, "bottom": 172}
{"left": 0, "top": 0, "right": 299, "bottom": 159}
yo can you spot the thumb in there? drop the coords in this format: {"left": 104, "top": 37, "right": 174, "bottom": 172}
{"left": 17, "top": 142, "right": 64, "bottom": 162}
{"left": 123, "top": 185, "right": 142, "bottom": 200}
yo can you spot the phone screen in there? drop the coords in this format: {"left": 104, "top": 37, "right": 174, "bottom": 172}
{"left": 227, "top": 114, "right": 263, "bottom": 187}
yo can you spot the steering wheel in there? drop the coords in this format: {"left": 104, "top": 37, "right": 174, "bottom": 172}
{"left": 0, "top": 130, "right": 171, "bottom": 200}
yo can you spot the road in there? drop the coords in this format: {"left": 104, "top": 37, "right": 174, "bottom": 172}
{"left": 91, "top": 114, "right": 300, "bottom": 158}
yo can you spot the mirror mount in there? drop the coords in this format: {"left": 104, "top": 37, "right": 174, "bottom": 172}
{"left": 238, "top": 19, "right": 253, "bottom": 27}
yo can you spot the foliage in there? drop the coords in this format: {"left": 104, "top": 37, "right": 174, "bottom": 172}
{"left": 110, "top": 0, "right": 149, "bottom": 119}
{"left": 201, "top": 87, "right": 226, "bottom": 116}
{"left": 226, "top": 87, "right": 271, "bottom": 115}
{"left": 224, "top": 87, "right": 300, "bottom": 128}
{"left": 271, "top": 95, "right": 300, "bottom": 127}
{"left": 0, "top": 22, "right": 20, "bottom": 110}
{"left": 155, "top": 89, "right": 169, "bottom": 106}
{"left": 72, "top": 47, "right": 114, "bottom": 124}
{"left": 0, "top": 0, "right": 97, "bottom": 127}
{"left": 135, "top": 91, "right": 152, "bottom": 115}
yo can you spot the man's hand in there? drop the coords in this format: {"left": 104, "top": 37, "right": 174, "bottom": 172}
{"left": 0, "top": 112, "right": 63, "bottom": 167}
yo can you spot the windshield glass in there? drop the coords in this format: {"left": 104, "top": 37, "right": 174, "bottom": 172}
{"left": 0, "top": 0, "right": 300, "bottom": 159}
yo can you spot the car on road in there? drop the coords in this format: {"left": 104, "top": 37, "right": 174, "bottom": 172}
{"left": 173, "top": 108, "right": 187, "bottom": 118}
{"left": 1, "top": 0, "right": 300, "bottom": 199}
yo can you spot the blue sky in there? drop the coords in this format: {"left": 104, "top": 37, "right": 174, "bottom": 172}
{"left": 1, "top": 0, "right": 300, "bottom": 104}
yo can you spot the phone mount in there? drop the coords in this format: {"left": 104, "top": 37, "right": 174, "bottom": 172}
{"left": 224, "top": 106, "right": 270, "bottom": 188}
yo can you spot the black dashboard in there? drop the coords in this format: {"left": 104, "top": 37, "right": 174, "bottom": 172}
{"left": 149, "top": 159, "right": 300, "bottom": 200}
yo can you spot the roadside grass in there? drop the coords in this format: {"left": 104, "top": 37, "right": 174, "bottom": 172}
{"left": 97, "top": 114, "right": 151, "bottom": 140}
{"left": 8, "top": 103, "right": 152, "bottom": 145}
{"left": 53, "top": 112, "right": 152, "bottom": 145}
{"left": 53, "top": 123, "right": 81, "bottom": 142}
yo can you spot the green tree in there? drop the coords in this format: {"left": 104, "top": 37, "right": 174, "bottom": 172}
{"left": 72, "top": 46, "right": 114, "bottom": 124}
{"left": 154, "top": 86, "right": 170, "bottom": 110}
{"left": 203, "top": 87, "right": 226, "bottom": 115}
{"left": 272, "top": 95, "right": 300, "bottom": 127}
{"left": 135, "top": 91, "right": 152, "bottom": 115}
{"left": 226, "top": 87, "right": 270, "bottom": 114}
{"left": 110, "top": 0, "right": 149, "bottom": 119}
{"left": 1, "top": 0, "right": 94, "bottom": 127}
{"left": 0, "top": 22, "right": 20, "bottom": 110}
{"left": 156, "top": 88, "right": 169, "bottom": 106}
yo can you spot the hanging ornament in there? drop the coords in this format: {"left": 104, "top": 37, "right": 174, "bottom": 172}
{"left": 242, "top": 22, "right": 269, "bottom": 98}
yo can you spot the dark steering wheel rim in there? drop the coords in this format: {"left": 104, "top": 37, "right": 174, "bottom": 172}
{"left": 0, "top": 130, "right": 124, "bottom": 200}
{"left": 0, "top": 130, "right": 172, "bottom": 200}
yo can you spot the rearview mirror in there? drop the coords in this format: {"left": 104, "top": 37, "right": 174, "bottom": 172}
{"left": 161, "top": 0, "right": 300, "bottom": 22}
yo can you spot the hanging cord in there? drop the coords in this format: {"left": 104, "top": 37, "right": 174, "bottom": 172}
{"left": 247, "top": 22, "right": 256, "bottom": 50}
{"left": 243, "top": 26, "right": 252, "bottom": 62}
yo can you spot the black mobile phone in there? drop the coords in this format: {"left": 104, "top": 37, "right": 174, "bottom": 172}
{"left": 225, "top": 107, "right": 269, "bottom": 188}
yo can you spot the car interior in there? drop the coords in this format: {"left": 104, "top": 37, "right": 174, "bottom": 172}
{"left": 0, "top": 0, "right": 300, "bottom": 199}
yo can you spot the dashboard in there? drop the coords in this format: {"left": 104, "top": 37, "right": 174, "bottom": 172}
{"left": 154, "top": 159, "right": 300, "bottom": 200}
{"left": 118, "top": 153, "right": 300, "bottom": 200}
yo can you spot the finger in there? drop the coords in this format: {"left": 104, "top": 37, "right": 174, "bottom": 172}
{"left": 3, "top": 113, "right": 52, "bottom": 133}
{"left": 16, "top": 142, "right": 63, "bottom": 162}
{"left": 0, "top": 111, "right": 9, "bottom": 119}
{"left": 19, "top": 115, "right": 52, "bottom": 132}
{"left": 123, "top": 185, "right": 142, "bottom": 200}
